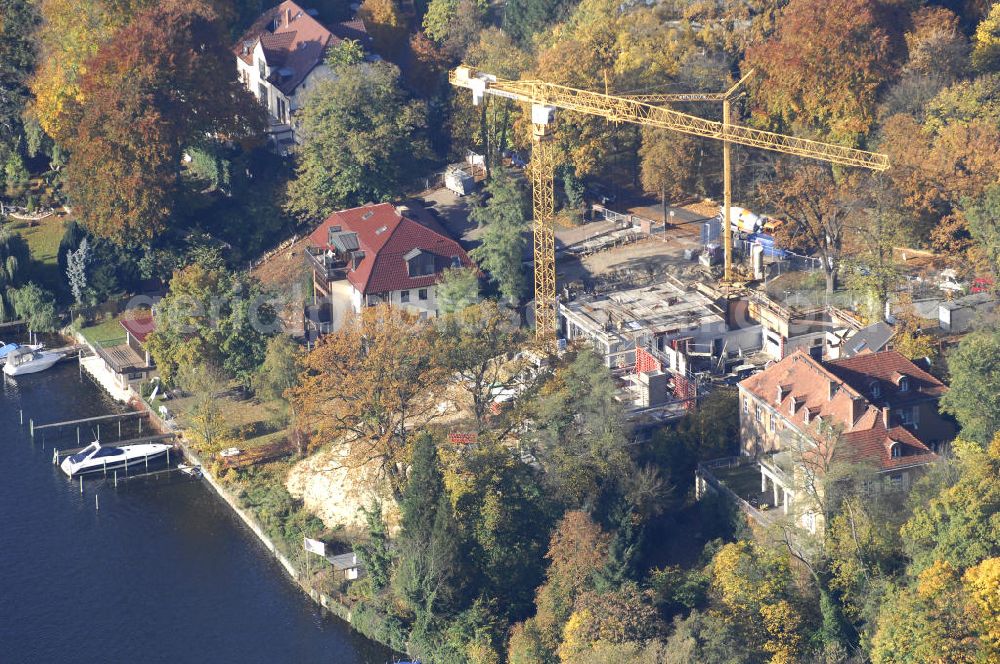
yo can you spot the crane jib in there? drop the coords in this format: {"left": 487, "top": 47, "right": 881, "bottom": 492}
{"left": 450, "top": 69, "right": 890, "bottom": 172}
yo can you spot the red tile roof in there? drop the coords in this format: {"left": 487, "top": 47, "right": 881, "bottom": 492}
{"left": 740, "top": 350, "right": 948, "bottom": 471}
{"left": 120, "top": 313, "right": 155, "bottom": 344}
{"left": 826, "top": 351, "right": 948, "bottom": 405}
{"left": 309, "top": 203, "right": 474, "bottom": 295}
{"left": 841, "top": 424, "right": 936, "bottom": 470}
{"left": 235, "top": 1, "right": 369, "bottom": 96}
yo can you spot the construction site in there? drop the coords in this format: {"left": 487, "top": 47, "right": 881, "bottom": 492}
{"left": 444, "top": 64, "right": 987, "bottom": 424}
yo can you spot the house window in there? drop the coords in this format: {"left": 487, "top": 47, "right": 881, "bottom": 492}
{"left": 899, "top": 377, "right": 910, "bottom": 392}
{"left": 406, "top": 250, "right": 436, "bottom": 277}
{"left": 890, "top": 442, "right": 902, "bottom": 458}
{"left": 870, "top": 381, "right": 881, "bottom": 399}
{"left": 418, "top": 288, "right": 428, "bottom": 301}
{"left": 277, "top": 97, "right": 287, "bottom": 123}
{"left": 755, "top": 404, "right": 762, "bottom": 423}
{"left": 258, "top": 57, "right": 266, "bottom": 80}
{"left": 769, "top": 415, "right": 776, "bottom": 433}
{"left": 258, "top": 83, "right": 268, "bottom": 103}
{"left": 400, "top": 290, "right": 410, "bottom": 303}
{"left": 743, "top": 397, "right": 749, "bottom": 415}
{"left": 899, "top": 409, "right": 914, "bottom": 426}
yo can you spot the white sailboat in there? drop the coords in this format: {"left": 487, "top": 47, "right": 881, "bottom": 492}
{"left": 60, "top": 441, "right": 173, "bottom": 477}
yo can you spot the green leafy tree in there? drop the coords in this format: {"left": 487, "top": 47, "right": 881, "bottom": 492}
{"left": 0, "top": 0, "right": 40, "bottom": 157}
{"left": 253, "top": 334, "right": 302, "bottom": 402}
{"left": 436, "top": 300, "right": 526, "bottom": 431}
{"left": 286, "top": 62, "right": 429, "bottom": 221}
{"left": 4, "top": 152, "right": 28, "bottom": 199}
{"left": 973, "top": 2, "right": 1000, "bottom": 72}
{"left": 355, "top": 500, "right": 393, "bottom": 593}
{"left": 523, "top": 349, "right": 631, "bottom": 507}
{"left": 962, "top": 183, "right": 1000, "bottom": 278}
{"left": 901, "top": 438, "right": 1000, "bottom": 574}
{"left": 448, "top": 442, "right": 554, "bottom": 622}
{"left": 146, "top": 264, "right": 274, "bottom": 386}
{"left": 941, "top": 331, "right": 1000, "bottom": 445}
{"left": 436, "top": 266, "right": 480, "bottom": 314}
{"left": 422, "top": 0, "right": 486, "bottom": 57}
{"left": 0, "top": 226, "right": 30, "bottom": 321}
{"left": 639, "top": 128, "right": 698, "bottom": 224}
{"left": 395, "top": 433, "right": 469, "bottom": 630}
{"left": 469, "top": 170, "right": 529, "bottom": 304}
{"left": 324, "top": 38, "right": 364, "bottom": 69}
{"left": 503, "top": 0, "right": 573, "bottom": 45}
{"left": 219, "top": 281, "right": 278, "bottom": 388}
{"left": 11, "top": 282, "right": 58, "bottom": 337}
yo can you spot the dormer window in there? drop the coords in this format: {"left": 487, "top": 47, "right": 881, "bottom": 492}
{"left": 890, "top": 441, "right": 902, "bottom": 458}
{"left": 790, "top": 397, "right": 804, "bottom": 416}
{"left": 898, "top": 377, "right": 910, "bottom": 392}
{"left": 450, "top": 255, "right": 462, "bottom": 268}
{"left": 404, "top": 248, "right": 435, "bottom": 277}
{"left": 870, "top": 381, "right": 881, "bottom": 399}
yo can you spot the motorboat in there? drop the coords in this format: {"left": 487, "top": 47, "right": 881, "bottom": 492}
{"left": 0, "top": 342, "right": 42, "bottom": 365}
{"left": 3, "top": 347, "right": 62, "bottom": 376}
{"left": 60, "top": 440, "right": 173, "bottom": 477}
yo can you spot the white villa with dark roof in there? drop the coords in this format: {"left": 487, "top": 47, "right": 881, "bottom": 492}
{"left": 234, "top": 1, "right": 369, "bottom": 150}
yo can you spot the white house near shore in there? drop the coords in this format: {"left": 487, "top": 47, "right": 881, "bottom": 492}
{"left": 234, "top": 0, "right": 369, "bottom": 150}
{"left": 307, "top": 203, "right": 475, "bottom": 325}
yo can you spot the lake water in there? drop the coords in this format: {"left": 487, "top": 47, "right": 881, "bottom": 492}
{"left": 0, "top": 363, "right": 394, "bottom": 663}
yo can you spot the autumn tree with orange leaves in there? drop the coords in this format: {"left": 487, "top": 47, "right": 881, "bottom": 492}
{"left": 758, "top": 162, "right": 859, "bottom": 293}
{"left": 61, "top": 0, "right": 263, "bottom": 244}
{"left": 289, "top": 306, "right": 449, "bottom": 503}
{"left": 745, "top": 0, "right": 902, "bottom": 144}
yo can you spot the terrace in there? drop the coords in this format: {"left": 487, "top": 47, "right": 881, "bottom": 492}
{"left": 305, "top": 246, "right": 348, "bottom": 282}
{"left": 696, "top": 455, "right": 799, "bottom": 529}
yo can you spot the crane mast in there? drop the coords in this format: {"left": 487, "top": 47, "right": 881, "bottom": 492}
{"left": 450, "top": 66, "right": 890, "bottom": 344}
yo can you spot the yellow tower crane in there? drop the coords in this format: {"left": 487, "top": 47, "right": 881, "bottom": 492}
{"left": 450, "top": 66, "right": 890, "bottom": 343}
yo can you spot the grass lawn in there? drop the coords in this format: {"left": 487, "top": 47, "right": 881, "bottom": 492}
{"left": 8, "top": 212, "right": 70, "bottom": 298}
{"left": 11, "top": 214, "right": 65, "bottom": 264}
{"left": 79, "top": 316, "right": 127, "bottom": 347}
{"left": 166, "top": 389, "right": 287, "bottom": 452}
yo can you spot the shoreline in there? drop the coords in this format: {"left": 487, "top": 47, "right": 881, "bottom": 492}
{"left": 71, "top": 331, "right": 399, "bottom": 655}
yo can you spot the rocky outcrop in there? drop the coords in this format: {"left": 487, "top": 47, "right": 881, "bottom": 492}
{"left": 285, "top": 444, "right": 400, "bottom": 534}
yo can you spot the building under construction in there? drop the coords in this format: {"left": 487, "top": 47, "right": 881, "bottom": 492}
{"left": 559, "top": 278, "right": 763, "bottom": 416}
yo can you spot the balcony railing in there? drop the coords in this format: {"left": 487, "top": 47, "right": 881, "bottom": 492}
{"left": 305, "top": 247, "right": 348, "bottom": 282}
